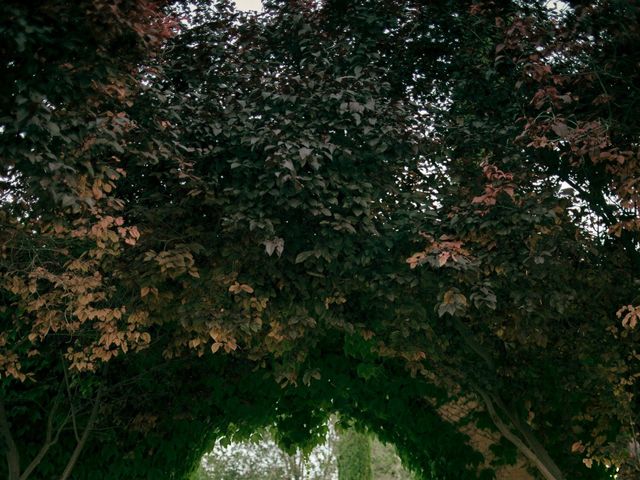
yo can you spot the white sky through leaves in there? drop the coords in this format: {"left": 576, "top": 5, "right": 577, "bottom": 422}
{"left": 234, "top": 0, "right": 262, "bottom": 11}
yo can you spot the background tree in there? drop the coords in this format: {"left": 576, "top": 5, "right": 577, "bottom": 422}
{"left": 194, "top": 425, "right": 337, "bottom": 480}
{"left": 336, "top": 429, "right": 371, "bottom": 480}
{"left": 370, "top": 438, "right": 416, "bottom": 480}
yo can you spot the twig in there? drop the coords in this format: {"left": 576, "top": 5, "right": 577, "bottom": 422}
{"left": 61, "top": 356, "right": 80, "bottom": 442}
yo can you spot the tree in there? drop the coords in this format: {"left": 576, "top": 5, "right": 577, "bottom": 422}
{"left": 1, "top": 1, "right": 175, "bottom": 478}
{"left": 195, "top": 426, "right": 337, "bottom": 480}
{"left": 336, "top": 430, "right": 371, "bottom": 480}
{"left": 370, "top": 438, "right": 416, "bottom": 480}
{"left": 1, "top": 1, "right": 639, "bottom": 479}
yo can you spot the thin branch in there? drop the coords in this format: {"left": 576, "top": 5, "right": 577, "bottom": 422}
{"left": 563, "top": 177, "right": 615, "bottom": 226}
{"left": 61, "top": 356, "right": 80, "bottom": 442}
{"left": 19, "top": 393, "right": 69, "bottom": 480}
{"left": 451, "top": 318, "right": 495, "bottom": 371}
{"left": 59, "top": 389, "right": 102, "bottom": 480}
{"left": 0, "top": 398, "right": 21, "bottom": 480}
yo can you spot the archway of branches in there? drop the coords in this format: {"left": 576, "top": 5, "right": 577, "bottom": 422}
{"left": 2, "top": 1, "right": 639, "bottom": 479}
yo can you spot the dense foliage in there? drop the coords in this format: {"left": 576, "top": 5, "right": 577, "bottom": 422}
{"left": 336, "top": 430, "right": 372, "bottom": 480}
{"left": 1, "top": 0, "right": 639, "bottom": 479}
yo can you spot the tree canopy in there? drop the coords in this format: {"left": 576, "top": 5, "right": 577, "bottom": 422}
{"left": 1, "top": 1, "right": 639, "bottom": 479}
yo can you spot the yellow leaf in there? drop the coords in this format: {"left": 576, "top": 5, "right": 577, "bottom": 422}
{"left": 443, "top": 290, "right": 455, "bottom": 304}
{"left": 438, "top": 251, "right": 450, "bottom": 267}
{"left": 406, "top": 252, "right": 426, "bottom": 269}
{"left": 229, "top": 282, "right": 253, "bottom": 294}
{"left": 618, "top": 305, "right": 640, "bottom": 329}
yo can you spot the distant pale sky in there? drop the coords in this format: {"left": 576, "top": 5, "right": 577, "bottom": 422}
{"left": 234, "top": 0, "right": 262, "bottom": 11}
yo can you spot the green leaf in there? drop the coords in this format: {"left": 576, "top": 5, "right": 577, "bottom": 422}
{"left": 295, "top": 250, "right": 315, "bottom": 264}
